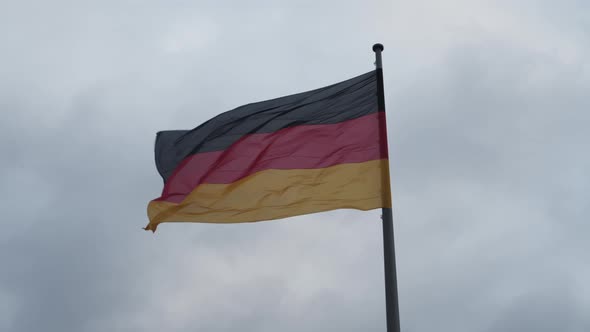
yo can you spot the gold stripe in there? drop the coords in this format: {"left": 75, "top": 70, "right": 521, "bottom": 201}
{"left": 146, "top": 159, "right": 391, "bottom": 231}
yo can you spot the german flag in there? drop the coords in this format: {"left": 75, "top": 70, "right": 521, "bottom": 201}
{"left": 146, "top": 71, "right": 391, "bottom": 232}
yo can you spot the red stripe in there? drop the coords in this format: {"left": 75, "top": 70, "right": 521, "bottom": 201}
{"left": 157, "top": 112, "right": 387, "bottom": 203}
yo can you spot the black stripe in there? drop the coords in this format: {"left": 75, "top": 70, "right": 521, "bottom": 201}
{"left": 155, "top": 71, "right": 378, "bottom": 182}
{"left": 154, "top": 130, "right": 189, "bottom": 182}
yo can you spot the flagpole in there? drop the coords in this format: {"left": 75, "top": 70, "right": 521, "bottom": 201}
{"left": 373, "top": 43, "right": 401, "bottom": 332}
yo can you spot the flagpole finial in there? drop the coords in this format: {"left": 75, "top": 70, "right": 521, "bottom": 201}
{"left": 373, "top": 43, "right": 384, "bottom": 52}
{"left": 373, "top": 44, "right": 384, "bottom": 68}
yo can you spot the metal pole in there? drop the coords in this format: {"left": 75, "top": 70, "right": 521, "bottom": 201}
{"left": 373, "top": 43, "right": 401, "bottom": 332}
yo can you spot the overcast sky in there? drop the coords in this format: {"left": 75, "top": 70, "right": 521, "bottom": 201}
{"left": 1, "top": 0, "right": 589, "bottom": 331}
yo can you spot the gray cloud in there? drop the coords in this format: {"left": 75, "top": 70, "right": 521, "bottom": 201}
{"left": 1, "top": 1, "right": 588, "bottom": 331}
